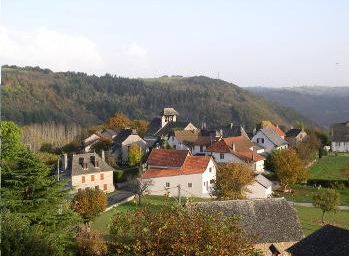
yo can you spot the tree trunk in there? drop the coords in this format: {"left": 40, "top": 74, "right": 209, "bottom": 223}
{"left": 322, "top": 211, "right": 325, "bottom": 224}
{"left": 137, "top": 194, "right": 141, "bottom": 205}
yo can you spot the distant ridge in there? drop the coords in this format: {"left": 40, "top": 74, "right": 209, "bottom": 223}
{"left": 1, "top": 65, "right": 313, "bottom": 130}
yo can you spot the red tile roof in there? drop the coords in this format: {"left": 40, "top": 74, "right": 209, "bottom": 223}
{"left": 265, "top": 124, "right": 286, "bottom": 138}
{"left": 146, "top": 149, "right": 190, "bottom": 168}
{"left": 142, "top": 155, "right": 212, "bottom": 178}
{"left": 206, "top": 135, "right": 264, "bottom": 163}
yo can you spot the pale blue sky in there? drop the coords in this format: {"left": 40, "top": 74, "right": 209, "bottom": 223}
{"left": 1, "top": 0, "right": 348, "bottom": 87}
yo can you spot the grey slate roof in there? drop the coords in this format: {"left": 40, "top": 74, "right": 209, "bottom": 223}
{"left": 145, "top": 117, "right": 162, "bottom": 137}
{"left": 155, "top": 121, "right": 195, "bottom": 137}
{"left": 71, "top": 152, "right": 114, "bottom": 176}
{"left": 287, "top": 225, "right": 349, "bottom": 256}
{"left": 191, "top": 198, "right": 304, "bottom": 244}
{"left": 217, "top": 124, "right": 248, "bottom": 138}
{"left": 331, "top": 121, "right": 349, "bottom": 142}
{"left": 286, "top": 128, "right": 303, "bottom": 138}
{"left": 161, "top": 107, "right": 179, "bottom": 116}
{"left": 260, "top": 127, "right": 288, "bottom": 147}
{"left": 255, "top": 174, "right": 273, "bottom": 188}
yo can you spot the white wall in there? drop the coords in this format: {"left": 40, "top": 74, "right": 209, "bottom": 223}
{"left": 144, "top": 159, "right": 216, "bottom": 198}
{"left": 246, "top": 182, "right": 272, "bottom": 199}
{"left": 252, "top": 131, "right": 276, "bottom": 153}
{"left": 254, "top": 160, "right": 265, "bottom": 173}
{"left": 71, "top": 171, "right": 115, "bottom": 193}
{"left": 331, "top": 141, "right": 349, "bottom": 152}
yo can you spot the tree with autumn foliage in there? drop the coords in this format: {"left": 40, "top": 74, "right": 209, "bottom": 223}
{"left": 108, "top": 207, "right": 257, "bottom": 256}
{"left": 128, "top": 143, "right": 143, "bottom": 166}
{"left": 212, "top": 164, "right": 255, "bottom": 200}
{"left": 272, "top": 149, "right": 308, "bottom": 191}
{"left": 76, "top": 227, "right": 107, "bottom": 256}
{"left": 131, "top": 119, "right": 149, "bottom": 137}
{"left": 105, "top": 113, "right": 131, "bottom": 130}
{"left": 71, "top": 188, "right": 107, "bottom": 223}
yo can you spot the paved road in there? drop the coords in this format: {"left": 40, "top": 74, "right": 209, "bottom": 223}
{"left": 288, "top": 201, "right": 349, "bottom": 211}
{"left": 107, "top": 190, "right": 134, "bottom": 206}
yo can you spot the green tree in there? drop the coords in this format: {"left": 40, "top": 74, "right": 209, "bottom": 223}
{"left": 128, "top": 143, "right": 142, "bottom": 166}
{"left": 109, "top": 207, "right": 257, "bottom": 255}
{"left": 71, "top": 188, "right": 107, "bottom": 224}
{"left": 212, "top": 164, "right": 255, "bottom": 200}
{"left": 273, "top": 149, "right": 308, "bottom": 191}
{"left": 313, "top": 188, "right": 340, "bottom": 224}
{"left": 1, "top": 121, "right": 80, "bottom": 255}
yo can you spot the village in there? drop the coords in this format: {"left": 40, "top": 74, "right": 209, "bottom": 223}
{"left": 55, "top": 107, "right": 349, "bottom": 256}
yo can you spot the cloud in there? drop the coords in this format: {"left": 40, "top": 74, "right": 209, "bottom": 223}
{"left": 124, "top": 43, "right": 147, "bottom": 58}
{"left": 0, "top": 26, "right": 104, "bottom": 73}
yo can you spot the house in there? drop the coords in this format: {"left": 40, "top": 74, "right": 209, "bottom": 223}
{"left": 206, "top": 135, "right": 265, "bottom": 173}
{"left": 286, "top": 128, "right": 307, "bottom": 147}
{"left": 111, "top": 128, "right": 146, "bottom": 164}
{"left": 141, "top": 149, "right": 216, "bottom": 198}
{"left": 287, "top": 225, "right": 349, "bottom": 256}
{"left": 144, "top": 108, "right": 198, "bottom": 147}
{"left": 261, "top": 122, "right": 287, "bottom": 139}
{"left": 216, "top": 123, "right": 249, "bottom": 138}
{"left": 82, "top": 128, "right": 117, "bottom": 152}
{"left": 252, "top": 127, "right": 288, "bottom": 153}
{"left": 331, "top": 120, "right": 349, "bottom": 152}
{"left": 69, "top": 152, "right": 115, "bottom": 193}
{"left": 167, "top": 130, "right": 217, "bottom": 155}
{"left": 191, "top": 198, "right": 304, "bottom": 256}
{"left": 246, "top": 174, "right": 273, "bottom": 199}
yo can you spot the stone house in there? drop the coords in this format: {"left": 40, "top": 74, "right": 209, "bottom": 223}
{"left": 69, "top": 152, "right": 115, "bottom": 193}
{"left": 331, "top": 120, "right": 349, "bottom": 152}
{"left": 285, "top": 128, "right": 307, "bottom": 147}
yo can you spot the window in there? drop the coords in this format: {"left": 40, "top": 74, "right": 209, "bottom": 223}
{"left": 209, "top": 167, "right": 212, "bottom": 173}
{"left": 95, "top": 185, "right": 99, "bottom": 190}
{"left": 95, "top": 161, "right": 99, "bottom": 168}
{"left": 257, "top": 138, "right": 265, "bottom": 144}
{"left": 91, "top": 175, "right": 95, "bottom": 182}
{"left": 100, "top": 173, "right": 104, "bottom": 180}
{"left": 83, "top": 163, "right": 88, "bottom": 169}
{"left": 165, "top": 182, "right": 170, "bottom": 188}
{"left": 188, "top": 183, "right": 192, "bottom": 188}
{"left": 200, "top": 145, "right": 204, "bottom": 152}
{"left": 81, "top": 176, "right": 85, "bottom": 183}
{"left": 210, "top": 179, "right": 214, "bottom": 184}
{"left": 103, "top": 184, "right": 108, "bottom": 191}
{"left": 220, "top": 153, "right": 224, "bottom": 159}
{"left": 173, "top": 145, "right": 176, "bottom": 149}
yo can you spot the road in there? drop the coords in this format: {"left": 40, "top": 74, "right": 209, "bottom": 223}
{"left": 288, "top": 201, "right": 349, "bottom": 211}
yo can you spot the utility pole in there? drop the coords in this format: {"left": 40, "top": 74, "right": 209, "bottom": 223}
{"left": 177, "top": 184, "right": 181, "bottom": 205}
{"left": 57, "top": 158, "right": 60, "bottom": 181}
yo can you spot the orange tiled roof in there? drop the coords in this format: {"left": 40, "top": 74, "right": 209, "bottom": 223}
{"left": 206, "top": 135, "right": 264, "bottom": 163}
{"left": 146, "top": 149, "right": 190, "bottom": 167}
{"left": 265, "top": 124, "right": 286, "bottom": 138}
{"left": 142, "top": 155, "right": 211, "bottom": 178}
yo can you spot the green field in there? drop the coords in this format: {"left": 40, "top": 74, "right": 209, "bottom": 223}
{"left": 309, "top": 154, "right": 349, "bottom": 180}
{"left": 295, "top": 206, "right": 349, "bottom": 236}
{"left": 92, "top": 195, "right": 207, "bottom": 233}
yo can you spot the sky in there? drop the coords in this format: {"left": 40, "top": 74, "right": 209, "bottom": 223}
{"left": 0, "top": 0, "right": 348, "bottom": 87}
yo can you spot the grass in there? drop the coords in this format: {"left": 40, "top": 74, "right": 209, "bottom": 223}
{"left": 91, "top": 195, "right": 209, "bottom": 233}
{"left": 280, "top": 184, "right": 349, "bottom": 206}
{"left": 295, "top": 206, "right": 349, "bottom": 236}
{"left": 309, "top": 154, "right": 349, "bottom": 180}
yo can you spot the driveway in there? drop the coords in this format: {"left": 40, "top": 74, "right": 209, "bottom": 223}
{"left": 107, "top": 190, "right": 134, "bottom": 206}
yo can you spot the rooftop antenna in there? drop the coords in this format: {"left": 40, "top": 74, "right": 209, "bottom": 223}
{"left": 217, "top": 72, "right": 220, "bottom": 79}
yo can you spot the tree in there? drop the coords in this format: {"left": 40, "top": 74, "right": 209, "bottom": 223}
{"left": 127, "top": 178, "right": 153, "bottom": 205}
{"left": 131, "top": 119, "right": 149, "bottom": 137}
{"left": 71, "top": 188, "right": 107, "bottom": 223}
{"left": 76, "top": 227, "right": 107, "bottom": 256}
{"left": 295, "top": 133, "right": 320, "bottom": 165}
{"left": 105, "top": 113, "right": 131, "bottom": 130}
{"left": 128, "top": 143, "right": 142, "bottom": 166}
{"left": 211, "top": 164, "right": 255, "bottom": 200}
{"left": 108, "top": 207, "right": 257, "bottom": 255}
{"left": 272, "top": 149, "right": 308, "bottom": 191}
{"left": 313, "top": 188, "right": 340, "bottom": 224}
{"left": 1, "top": 121, "right": 80, "bottom": 255}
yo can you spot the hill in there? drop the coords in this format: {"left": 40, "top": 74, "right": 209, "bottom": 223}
{"left": 1, "top": 66, "right": 312, "bottom": 130}
{"left": 245, "top": 86, "right": 349, "bottom": 127}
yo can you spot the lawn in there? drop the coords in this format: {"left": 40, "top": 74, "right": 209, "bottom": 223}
{"left": 295, "top": 206, "right": 349, "bottom": 236}
{"left": 281, "top": 184, "right": 349, "bottom": 206}
{"left": 92, "top": 195, "right": 209, "bottom": 233}
{"left": 309, "top": 154, "right": 349, "bottom": 180}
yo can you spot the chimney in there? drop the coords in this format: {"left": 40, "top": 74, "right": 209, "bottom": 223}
{"left": 276, "top": 124, "right": 279, "bottom": 128}
{"left": 101, "top": 150, "right": 105, "bottom": 161}
{"left": 62, "top": 153, "right": 68, "bottom": 171}
{"left": 230, "top": 123, "right": 234, "bottom": 129}
{"left": 252, "top": 147, "right": 257, "bottom": 161}
{"left": 132, "top": 129, "right": 137, "bottom": 135}
{"left": 232, "top": 142, "right": 236, "bottom": 152}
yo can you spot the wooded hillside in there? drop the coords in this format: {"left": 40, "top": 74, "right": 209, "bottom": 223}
{"left": 1, "top": 66, "right": 311, "bottom": 130}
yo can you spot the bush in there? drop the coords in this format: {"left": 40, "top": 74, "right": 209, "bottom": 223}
{"left": 76, "top": 227, "right": 107, "bottom": 256}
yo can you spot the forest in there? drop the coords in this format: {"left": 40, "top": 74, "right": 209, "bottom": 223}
{"left": 1, "top": 65, "right": 312, "bottom": 131}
